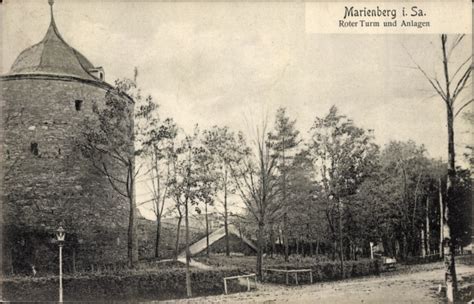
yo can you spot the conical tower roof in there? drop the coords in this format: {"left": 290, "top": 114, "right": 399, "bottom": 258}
{"left": 9, "top": 1, "right": 97, "bottom": 81}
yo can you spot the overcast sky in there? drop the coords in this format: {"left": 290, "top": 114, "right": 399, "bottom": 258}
{"left": 3, "top": 1, "right": 472, "bottom": 220}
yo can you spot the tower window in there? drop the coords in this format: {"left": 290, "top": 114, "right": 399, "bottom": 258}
{"left": 30, "top": 143, "right": 39, "bottom": 156}
{"left": 75, "top": 100, "right": 83, "bottom": 111}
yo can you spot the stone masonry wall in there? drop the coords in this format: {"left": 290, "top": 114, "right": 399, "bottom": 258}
{"left": 1, "top": 76, "right": 131, "bottom": 274}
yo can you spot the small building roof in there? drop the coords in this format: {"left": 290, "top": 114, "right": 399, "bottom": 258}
{"left": 179, "top": 224, "right": 257, "bottom": 257}
{"left": 9, "top": 1, "right": 97, "bottom": 81}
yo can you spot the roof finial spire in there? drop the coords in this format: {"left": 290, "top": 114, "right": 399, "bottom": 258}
{"left": 48, "top": 0, "right": 55, "bottom": 23}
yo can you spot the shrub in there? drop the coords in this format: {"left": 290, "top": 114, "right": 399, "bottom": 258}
{"left": 2, "top": 267, "right": 247, "bottom": 302}
{"left": 404, "top": 254, "right": 442, "bottom": 265}
{"left": 456, "top": 254, "right": 474, "bottom": 266}
{"left": 263, "top": 259, "right": 381, "bottom": 284}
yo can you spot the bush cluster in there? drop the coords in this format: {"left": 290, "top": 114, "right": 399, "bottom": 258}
{"left": 196, "top": 255, "right": 256, "bottom": 273}
{"left": 264, "top": 259, "right": 381, "bottom": 284}
{"left": 456, "top": 254, "right": 474, "bottom": 266}
{"left": 2, "top": 267, "right": 246, "bottom": 302}
{"left": 404, "top": 254, "right": 442, "bottom": 265}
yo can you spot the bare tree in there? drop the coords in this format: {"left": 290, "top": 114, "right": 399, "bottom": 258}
{"left": 78, "top": 78, "right": 146, "bottom": 267}
{"left": 410, "top": 34, "right": 472, "bottom": 303}
{"left": 141, "top": 118, "right": 178, "bottom": 258}
{"left": 168, "top": 127, "right": 215, "bottom": 297}
{"left": 202, "top": 126, "right": 242, "bottom": 256}
{"left": 230, "top": 121, "right": 282, "bottom": 279}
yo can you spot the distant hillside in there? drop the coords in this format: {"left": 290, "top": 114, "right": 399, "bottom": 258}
{"left": 137, "top": 216, "right": 207, "bottom": 260}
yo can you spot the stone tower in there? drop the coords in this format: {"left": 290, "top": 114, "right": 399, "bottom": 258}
{"left": 1, "top": 1, "right": 132, "bottom": 273}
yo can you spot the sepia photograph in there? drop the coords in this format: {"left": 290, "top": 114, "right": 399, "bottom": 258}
{"left": 0, "top": 0, "right": 472, "bottom": 303}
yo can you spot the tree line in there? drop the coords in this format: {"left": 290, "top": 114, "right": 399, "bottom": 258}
{"left": 78, "top": 88, "right": 471, "bottom": 284}
{"left": 77, "top": 35, "right": 472, "bottom": 301}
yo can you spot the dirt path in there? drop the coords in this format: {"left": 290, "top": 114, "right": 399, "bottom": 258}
{"left": 161, "top": 264, "right": 473, "bottom": 304}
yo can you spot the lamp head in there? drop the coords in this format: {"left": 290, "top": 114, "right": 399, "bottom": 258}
{"left": 56, "top": 226, "right": 66, "bottom": 242}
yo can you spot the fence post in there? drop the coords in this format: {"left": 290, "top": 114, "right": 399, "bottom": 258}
{"left": 295, "top": 272, "right": 298, "bottom": 285}
{"left": 224, "top": 278, "right": 228, "bottom": 295}
{"left": 310, "top": 271, "right": 313, "bottom": 284}
{"left": 286, "top": 272, "right": 289, "bottom": 285}
{"left": 247, "top": 277, "right": 250, "bottom": 291}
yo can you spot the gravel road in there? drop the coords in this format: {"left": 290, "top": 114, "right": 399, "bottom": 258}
{"left": 160, "top": 264, "right": 473, "bottom": 304}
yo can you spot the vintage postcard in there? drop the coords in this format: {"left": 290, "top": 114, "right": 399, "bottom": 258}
{"left": 1, "top": 0, "right": 472, "bottom": 303}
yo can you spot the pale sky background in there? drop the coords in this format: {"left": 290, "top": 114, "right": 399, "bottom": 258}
{"left": 2, "top": 0, "right": 472, "bottom": 220}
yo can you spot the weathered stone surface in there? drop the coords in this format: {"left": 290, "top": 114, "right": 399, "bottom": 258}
{"left": 1, "top": 76, "right": 131, "bottom": 274}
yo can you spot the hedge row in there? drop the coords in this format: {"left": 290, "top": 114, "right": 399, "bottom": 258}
{"left": 2, "top": 267, "right": 246, "bottom": 302}
{"left": 404, "top": 254, "right": 442, "bottom": 265}
{"left": 456, "top": 254, "right": 474, "bottom": 266}
{"left": 196, "top": 255, "right": 381, "bottom": 284}
{"left": 264, "top": 259, "right": 381, "bottom": 284}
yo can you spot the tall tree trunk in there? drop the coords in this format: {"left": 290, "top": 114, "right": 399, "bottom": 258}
{"left": 239, "top": 221, "right": 244, "bottom": 249}
{"left": 395, "top": 239, "right": 400, "bottom": 258}
{"left": 339, "top": 199, "right": 344, "bottom": 278}
{"left": 72, "top": 248, "right": 76, "bottom": 273}
{"left": 426, "top": 197, "right": 430, "bottom": 255}
{"left": 284, "top": 213, "right": 289, "bottom": 261}
{"left": 133, "top": 175, "right": 138, "bottom": 263}
{"left": 174, "top": 213, "right": 182, "bottom": 260}
{"left": 440, "top": 34, "right": 458, "bottom": 303}
{"left": 306, "top": 225, "right": 312, "bottom": 257}
{"left": 402, "top": 233, "right": 408, "bottom": 260}
{"left": 155, "top": 216, "right": 161, "bottom": 258}
{"left": 256, "top": 222, "right": 264, "bottom": 279}
{"left": 185, "top": 199, "right": 192, "bottom": 297}
{"left": 421, "top": 226, "right": 426, "bottom": 257}
{"left": 224, "top": 168, "right": 230, "bottom": 257}
{"left": 282, "top": 145, "right": 289, "bottom": 262}
{"left": 127, "top": 179, "right": 137, "bottom": 267}
{"left": 270, "top": 224, "right": 275, "bottom": 258}
{"left": 439, "top": 178, "right": 444, "bottom": 258}
{"left": 205, "top": 202, "right": 210, "bottom": 256}
{"left": 444, "top": 104, "right": 457, "bottom": 302}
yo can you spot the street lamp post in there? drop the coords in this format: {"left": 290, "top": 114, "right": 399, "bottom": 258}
{"left": 56, "top": 226, "right": 66, "bottom": 303}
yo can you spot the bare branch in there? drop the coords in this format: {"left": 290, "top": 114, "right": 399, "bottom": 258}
{"left": 134, "top": 161, "right": 145, "bottom": 178}
{"left": 404, "top": 44, "right": 447, "bottom": 102}
{"left": 450, "top": 55, "right": 472, "bottom": 82}
{"left": 137, "top": 198, "right": 154, "bottom": 207}
{"left": 447, "top": 34, "right": 465, "bottom": 59}
{"left": 454, "top": 99, "right": 474, "bottom": 119}
{"left": 452, "top": 65, "right": 472, "bottom": 103}
{"left": 102, "top": 163, "right": 128, "bottom": 197}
